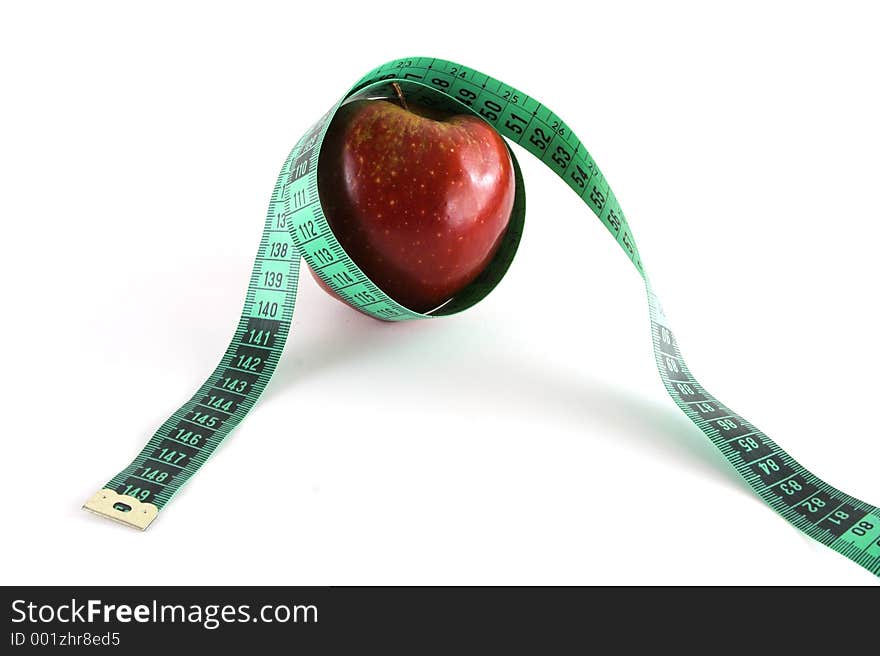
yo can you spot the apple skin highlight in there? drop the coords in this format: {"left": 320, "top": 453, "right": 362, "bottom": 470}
{"left": 315, "top": 99, "right": 515, "bottom": 314}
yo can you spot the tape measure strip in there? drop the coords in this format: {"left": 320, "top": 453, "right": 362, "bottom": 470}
{"left": 83, "top": 57, "right": 880, "bottom": 579}
{"left": 83, "top": 147, "right": 305, "bottom": 528}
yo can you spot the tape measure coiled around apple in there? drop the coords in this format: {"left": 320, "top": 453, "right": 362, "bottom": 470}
{"left": 83, "top": 57, "right": 880, "bottom": 579}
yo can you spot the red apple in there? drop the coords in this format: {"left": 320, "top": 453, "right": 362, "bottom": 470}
{"left": 315, "top": 97, "right": 515, "bottom": 313}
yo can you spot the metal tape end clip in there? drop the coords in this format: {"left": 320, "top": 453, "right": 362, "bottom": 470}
{"left": 82, "top": 489, "right": 159, "bottom": 531}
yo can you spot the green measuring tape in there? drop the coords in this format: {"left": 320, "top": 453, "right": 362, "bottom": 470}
{"left": 83, "top": 57, "right": 880, "bottom": 579}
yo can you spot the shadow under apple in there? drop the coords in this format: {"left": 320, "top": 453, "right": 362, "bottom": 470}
{"left": 262, "top": 277, "right": 750, "bottom": 497}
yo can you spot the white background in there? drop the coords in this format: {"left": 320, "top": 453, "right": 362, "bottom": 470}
{"left": 1, "top": 1, "right": 878, "bottom": 585}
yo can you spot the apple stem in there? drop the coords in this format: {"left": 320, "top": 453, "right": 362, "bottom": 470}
{"left": 391, "top": 82, "right": 409, "bottom": 111}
